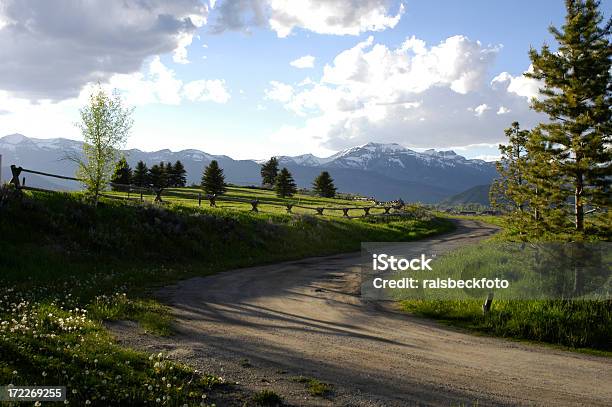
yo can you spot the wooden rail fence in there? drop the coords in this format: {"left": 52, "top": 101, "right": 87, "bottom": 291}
{"left": 8, "top": 164, "right": 407, "bottom": 218}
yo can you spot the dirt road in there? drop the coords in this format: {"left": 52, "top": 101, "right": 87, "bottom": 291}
{"left": 111, "top": 220, "right": 612, "bottom": 406}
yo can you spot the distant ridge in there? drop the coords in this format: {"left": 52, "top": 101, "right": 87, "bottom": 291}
{"left": 441, "top": 184, "right": 492, "bottom": 206}
{"left": 1, "top": 134, "right": 498, "bottom": 203}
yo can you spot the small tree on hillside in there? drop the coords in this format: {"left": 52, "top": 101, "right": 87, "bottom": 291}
{"left": 260, "top": 157, "right": 279, "bottom": 187}
{"left": 201, "top": 160, "right": 226, "bottom": 195}
{"left": 275, "top": 167, "right": 297, "bottom": 198}
{"left": 133, "top": 161, "right": 149, "bottom": 187}
{"left": 72, "top": 85, "right": 133, "bottom": 205}
{"left": 171, "top": 160, "right": 187, "bottom": 187}
{"left": 110, "top": 157, "right": 132, "bottom": 190}
{"left": 313, "top": 171, "right": 337, "bottom": 198}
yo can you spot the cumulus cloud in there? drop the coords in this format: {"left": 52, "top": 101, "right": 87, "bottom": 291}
{"left": 84, "top": 57, "right": 230, "bottom": 106}
{"left": 0, "top": 0, "right": 208, "bottom": 101}
{"left": 183, "top": 79, "right": 231, "bottom": 103}
{"left": 264, "top": 35, "right": 543, "bottom": 150}
{"left": 473, "top": 104, "right": 490, "bottom": 116}
{"left": 491, "top": 67, "right": 542, "bottom": 99}
{"left": 264, "top": 81, "right": 294, "bottom": 103}
{"left": 290, "top": 55, "right": 316, "bottom": 69}
{"left": 211, "top": 0, "right": 404, "bottom": 37}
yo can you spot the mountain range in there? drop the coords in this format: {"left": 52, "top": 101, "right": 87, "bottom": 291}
{"left": 0, "top": 134, "right": 498, "bottom": 203}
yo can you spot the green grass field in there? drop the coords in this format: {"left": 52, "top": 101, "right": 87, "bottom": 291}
{"left": 105, "top": 185, "right": 395, "bottom": 218}
{"left": 0, "top": 186, "right": 453, "bottom": 405}
{"left": 399, "top": 219, "right": 612, "bottom": 352}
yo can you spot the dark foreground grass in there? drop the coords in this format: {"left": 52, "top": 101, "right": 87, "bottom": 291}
{"left": 0, "top": 189, "right": 452, "bottom": 405}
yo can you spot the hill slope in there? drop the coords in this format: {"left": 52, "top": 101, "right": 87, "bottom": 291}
{"left": 441, "top": 184, "right": 491, "bottom": 206}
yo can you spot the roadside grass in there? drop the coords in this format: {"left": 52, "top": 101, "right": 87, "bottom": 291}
{"left": 398, "top": 240, "right": 612, "bottom": 351}
{"left": 0, "top": 188, "right": 453, "bottom": 405}
{"left": 251, "top": 389, "right": 283, "bottom": 406}
{"left": 291, "top": 376, "right": 333, "bottom": 397}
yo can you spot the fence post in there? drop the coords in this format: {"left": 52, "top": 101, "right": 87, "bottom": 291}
{"left": 154, "top": 188, "right": 163, "bottom": 203}
{"left": 316, "top": 207, "right": 324, "bottom": 215}
{"left": 250, "top": 199, "right": 259, "bottom": 212}
{"left": 140, "top": 191, "right": 143, "bottom": 202}
{"left": 286, "top": 204, "right": 293, "bottom": 213}
{"left": 198, "top": 192, "right": 202, "bottom": 207}
{"left": 207, "top": 194, "right": 216, "bottom": 207}
{"left": 9, "top": 165, "right": 22, "bottom": 187}
{"left": 363, "top": 207, "right": 370, "bottom": 216}
{"left": 343, "top": 208, "right": 349, "bottom": 217}
{"left": 384, "top": 206, "right": 391, "bottom": 214}
{"left": 482, "top": 292, "right": 494, "bottom": 315}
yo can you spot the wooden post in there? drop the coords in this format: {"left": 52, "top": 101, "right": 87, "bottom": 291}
{"left": 208, "top": 194, "right": 216, "bottom": 207}
{"left": 250, "top": 199, "right": 259, "bottom": 212}
{"left": 286, "top": 204, "right": 293, "bottom": 213}
{"left": 482, "top": 292, "right": 494, "bottom": 315}
{"left": 140, "top": 191, "right": 143, "bottom": 202}
{"left": 198, "top": 192, "right": 202, "bottom": 206}
{"left": 343, "top": 208, "right": 349, "bottom": 217}
{"left": 384, "top": 206, "right": 391, "bottom": 214}
{"left": 316, "top": 207, "right": 324, "bottom": 215}
{"left": 154, "top": 188, "right": 163, "bottom": 203}
{"left": 9, "top": 165, "right": 22, "bottom": 187}
{"left": 363, "top": 207, "right": 371, "bottom": 216}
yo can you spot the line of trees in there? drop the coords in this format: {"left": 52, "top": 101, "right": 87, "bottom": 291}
{"left": 111, "top": 159, "right": 187, "bottom": 190}
{"left": 260, "top": 157, "right": 337, "bottom": 198}
{"left": 490, "top": 0, "right": 610, "bottom": 238}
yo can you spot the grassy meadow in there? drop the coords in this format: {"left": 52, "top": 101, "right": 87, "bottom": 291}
{"left": 0, "top": 186, "right": 453, "bottom": 405}
{"left": 399, "top": 220, "right": 612, "bottom": 352}
{"left": 104, "top": 184, "right": 396, "bottom": 217}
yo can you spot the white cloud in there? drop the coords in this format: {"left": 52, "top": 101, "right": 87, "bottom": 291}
{"left": 183, "top": 79, "right": 231, "bottom": 103}
{"left": 211, "top": 0, "right": 404, "bottom": 37}
{"left": 290, "top": 55, "right": 316, "bottom": 69}
{"left": 264, "top": 81, "right": 294, "bottom": 103}
{"left": 497, "top": 106, "right": 511, "bottom": 115}
{"left": 474, "top": 104, "right": 490, "bottom": 116}
{"left": 0, "top": 0, "right": 208, "bottom": 101}
{"left": 264, "top": 35, "right": 543, "bottom": 151}
{"left": 78, "top": 57, "right": 230, "bottom": 106}
{"left": 491, "top": 66, "right": 542, "bottom": 99}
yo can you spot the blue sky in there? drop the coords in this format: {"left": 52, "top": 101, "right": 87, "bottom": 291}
{"left": 0, "top": 0, "right": 608, "bottom": 160}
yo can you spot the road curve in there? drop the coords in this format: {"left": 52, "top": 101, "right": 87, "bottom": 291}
{"left": 112, "top": 219, "right": 612, "bottom": 406}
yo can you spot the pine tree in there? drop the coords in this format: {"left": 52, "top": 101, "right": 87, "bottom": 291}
{"left": 110, "top": 157, "right": 132, "bottom": 190}
{"left": 260, "top": 157, "right": 279, "bottom": 187}
{"left": 133, "top": 161, "right": 149, "bottom": 187}
{"left": 149, "top": 162, "right": 167, "bottom": 188}
{"left": 172, "top": 160, "right": 187, "bottom": 187}
{"left": 313, "top": 171, "right": 337, "bottom": 198}
{"left": 201, "top": 160, "right": 226, "bottom": 195}
{"left": 165, "top": 162, "right": 174, "bottom": 186}
{"left": 526, "top": 0, "right": 611, "bottom": 232}
{"left": 275, "top": 167, "right": 297, "bottom": 198}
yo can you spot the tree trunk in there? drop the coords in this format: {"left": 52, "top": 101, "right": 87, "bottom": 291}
{"left": 575, "top": 173, "right": 584, "bottom": 231}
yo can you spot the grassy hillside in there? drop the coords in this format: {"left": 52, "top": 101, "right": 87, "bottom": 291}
{"left": 440, "top": 184, "right": 491, "bottom": 206}
{"left": 0, "top": 187, "right": 453, "bottom": 405}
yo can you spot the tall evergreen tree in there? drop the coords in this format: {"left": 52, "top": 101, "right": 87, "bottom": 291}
{"left": 312, "top": 171, "right": 337, "bottom": 198}
{"left": 110, "top": 157, "right": 132, "bottom": 190}
{"left": 132, "top": 161, "right": 149, "bottom": 187}
{"left": 260, "top": 157, "right": 279, "bottom": 186}
{"left": 149, "top": 162, "right": 167, "bottom": 188}
{"left": 275, "top": 167, "right": 297, "bottom": 198}
{"left": 172, "top": 160, "right": 187, "bottom": 187}
{"left": 526, "top": 0, "right": 611, "bottom": 232}
{"left": 201, "top": 160, "right": 226, "bottom": 195}
{"left": 165, "top": 162, "right": 174, "bottom": 186}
